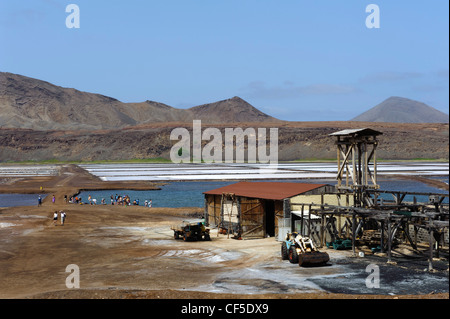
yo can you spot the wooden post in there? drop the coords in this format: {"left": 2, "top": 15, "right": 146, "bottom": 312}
{"left": 308, "top": 204, "right": 312, "bottom": 237}
{"left": 373, "top": 143, "right": 377, "bottom": 186}
{"left": 338, "top": 212, "right": 342, "bottom": 239}
{"left": 219, "top": 194, "right": 224, "bottom": 237}
{"left": 345, "top": 145, "right": 349, "bottom": 188}
{"left": 414, "top": 225, "right": 418, "bottom": 247}
{"left": 387, "top": 214, "right": 392, "bottom": 263}
{"left": 204, "top": 197, "right": 209, "bottom": 226}
{"left": 300, "top": 204, "right": 304, "bottom": 236}
{"left": 428, "top": 222, "right": 434, "bottom": 271}
{"left": 337, "top": 141, "right": 341, "bottom": 188}
{"left": 352, "top": 211, "right": 356, "bottom": 256}
{"left": 352, "top": 143, "right": 356, "bottom": 188}
{"left": 320, "top": 212, "right": 325, "bottom": 247}
{"left": 357, "top": 143, "right": 362, "bottom": 186}
{"left": 237, "top": 196, "right": 241, "bottom": 239}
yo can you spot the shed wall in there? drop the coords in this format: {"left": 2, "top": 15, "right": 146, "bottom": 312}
{"left": 290, "top": 193, "right": 354, "bottom": 209}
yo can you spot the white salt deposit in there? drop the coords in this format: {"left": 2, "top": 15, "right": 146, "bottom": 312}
{"left": 79, "top": 162, "right": 448, "bottom": 182}
{"left": 0, "top": 223, "right": 17, "bottom": 228}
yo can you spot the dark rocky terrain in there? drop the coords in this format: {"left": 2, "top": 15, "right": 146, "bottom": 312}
{"left": 0, "top": 121, "right": 448, "bottom": 162}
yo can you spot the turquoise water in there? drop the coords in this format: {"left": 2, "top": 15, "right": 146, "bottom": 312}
{"left": 0, "top": 179, "right": 447, "bottom": 208}
{"left": 75, "top": 179, "right": 448, "bottom": 208}
{"left": 77, "top": 181, "right": 234, "bottom": 208}
{"left": 0, "top": 194, "right": 48, "bottom": 208}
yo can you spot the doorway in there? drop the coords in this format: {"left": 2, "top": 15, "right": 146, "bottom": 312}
{"left": 264, "top": 200, "right": 275, "bottom": 237}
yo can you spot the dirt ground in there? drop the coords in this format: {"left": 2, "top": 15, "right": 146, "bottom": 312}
{"left": 0, "top": 165, "right": 448, "bottom": 300}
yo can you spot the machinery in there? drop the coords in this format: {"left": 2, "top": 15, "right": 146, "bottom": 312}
{"left": 281, "top": 232, "right": 330, "bottom": 266}
{"left": 172, "top": 221, "right": 211, "bottom": 242}
{"left": 326, "top": 238, "right": 352, "bottom": 250}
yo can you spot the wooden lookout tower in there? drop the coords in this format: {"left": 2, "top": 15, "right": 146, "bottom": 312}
{"left": 330, "top": 128, "right": 382, "bottom": 206}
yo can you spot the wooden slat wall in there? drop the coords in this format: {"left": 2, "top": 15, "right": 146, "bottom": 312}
{"left": 206, "top": 194, "right": 221, "bottom": 226}
{"left": 240, "top": 197, "right": 264, "bottom": 238}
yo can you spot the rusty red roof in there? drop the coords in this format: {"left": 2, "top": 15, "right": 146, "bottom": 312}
{"left": 203, "top": 181, "right": 327, "bottom": 200}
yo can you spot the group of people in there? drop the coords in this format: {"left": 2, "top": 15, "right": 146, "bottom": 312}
{"left": 68, "top": 195, "right": 83, "bottom": 204}
{"left": 61, "top": 193, "right": 154, "bottom": 207}
{"left": 52, "top": 210, "right": 67, "bottom": 226}
{"left": 109, "top": 194, "right": 153, "bottom": 207}
{"left": 40, "top": 193, "right": 154, "bottom": 207}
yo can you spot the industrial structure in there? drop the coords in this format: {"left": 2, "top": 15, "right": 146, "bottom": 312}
{"left": 203, "top": 128, "right": 449, "bottom": 270}
{"left": 204, "top": 182, "right": 330, "bottom": 239}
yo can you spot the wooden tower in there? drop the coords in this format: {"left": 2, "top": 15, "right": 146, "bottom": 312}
{"left": 330, "top": 128, "right": 382, "bottom": 206}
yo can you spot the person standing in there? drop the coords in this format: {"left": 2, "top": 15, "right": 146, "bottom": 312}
{"left": 52, "top": 195, "right": 56, "bottom": 205}
{"left": 38, "top": 195, "right": 42, "bottom": 207}
{"left": 53, "top": 211, "right": 58, "bottom": 226}
{"left": 60, "top": 211, "right": 66, "bottom": 226}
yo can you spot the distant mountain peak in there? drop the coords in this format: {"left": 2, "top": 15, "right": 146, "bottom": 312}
{"left": 229, "top": 96, "right": 246, "bottom": 101}
{"left": 188, "top": 96, "right": 279, "bottom": 123}
{"left": 351, "top": 96, "right": 449, "bottom": 123}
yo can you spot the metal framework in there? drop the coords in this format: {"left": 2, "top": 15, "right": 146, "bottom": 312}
{"left": 291, "top": 128, "right": 450, "bottom": 271}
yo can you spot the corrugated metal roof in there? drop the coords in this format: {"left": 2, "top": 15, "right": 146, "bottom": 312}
{"left": 329, "top": 128, "right": 382, "bottom": 137}
{"left": 203, "top": 181, "right": 327, "bottom": 200}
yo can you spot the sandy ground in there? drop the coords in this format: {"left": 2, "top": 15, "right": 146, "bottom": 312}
{"left": 0, "top": 165, "right": 448, "bottom": 300}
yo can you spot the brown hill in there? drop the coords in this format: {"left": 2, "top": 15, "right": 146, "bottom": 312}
{"left": 352, "top": 96, "right": 449, "bottom": 123}
{"left": 0, "top": 72, "right": 133, "bottom": 130}
{"left": 0, "top": 72, "right": 279, "bottom": 130}
{"left": 190, "top": 96, "right": 279, "bottom": 123}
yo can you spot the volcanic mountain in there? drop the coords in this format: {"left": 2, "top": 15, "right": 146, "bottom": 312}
{"left": 351, "top": 96, "right": 449, "bottom": 123}
{"left": 0, "top": 72, "right": 279, "bottom": 130}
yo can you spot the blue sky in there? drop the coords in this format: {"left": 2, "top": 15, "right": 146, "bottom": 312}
{"left": 0, "top": 0, "right": 448, "bottom": 121}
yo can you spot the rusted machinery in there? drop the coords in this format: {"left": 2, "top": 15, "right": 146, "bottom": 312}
{"left": 282, "top": 232, "right": 330, "bottom": 266}
{"left": 172, "top": 221, "right": 211, "bottom": 241}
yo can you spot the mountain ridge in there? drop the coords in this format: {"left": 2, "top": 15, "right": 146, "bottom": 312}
{"left": 2, "top": 72, "right": 448, "bottom": 130}
{"left": 0, "top": 72, "right": 279, "bottom": 130}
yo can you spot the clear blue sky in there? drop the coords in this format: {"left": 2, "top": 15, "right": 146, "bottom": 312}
{"left": 0, "top": 0, "right": 448, "bottom": 121}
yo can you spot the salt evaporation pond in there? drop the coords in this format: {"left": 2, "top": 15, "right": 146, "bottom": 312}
{"left": 79, "top": 162, "right": 449, "bottom": 181}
